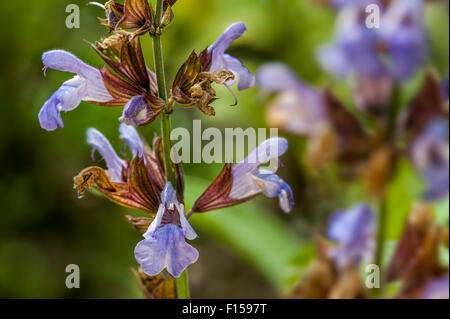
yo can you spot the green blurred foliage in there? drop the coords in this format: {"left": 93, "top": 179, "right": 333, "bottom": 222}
{"left": 0, "top": 0, "right": 448, "bottom": 298}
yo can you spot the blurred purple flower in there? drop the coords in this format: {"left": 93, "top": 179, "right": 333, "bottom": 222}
{"left": 39, "top": 50, "right": 114, "bottom": 131}
{"left": 442, "top": 75, "right": 449, "bottom": 101}
{"left": 421, "top": 275, "right": 449, "bottom": 299}
{"left": 327, "top": 203, "right": 375, "bottom": 269}
{"left": 86, "top": 123, "right": 144, "bottom": 182}
{"left": 229, "top": 137, "right": 294, "bottom": 213}
{"left": 135, "top": 182, "right": 198, "bottom": 278}
{"left": 318, "top": 0, "right": 426, "bottom": 82}
{"left": 208, "top": 22, "right": 255, "bottom": 90}
{"left": 411, "top": 119, "right": 449, "bottom": 200}
{"left": 332, "top": 0, "right": 379, "bottom": 9}
{"left": 378, "top": 0, "right": 427, "bottom": 81}
{"left": 256, "top": 63, "right": 326, "bottom": 136}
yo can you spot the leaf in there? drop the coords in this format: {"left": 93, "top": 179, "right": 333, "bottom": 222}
{"left": 433, "top": 195, "right": 449, "bottom": 225}
{"left": 385, "top": 159, "right": 424, "bottom": 240}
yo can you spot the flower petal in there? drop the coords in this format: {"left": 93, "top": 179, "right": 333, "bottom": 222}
{"left": 256, "top": 63, "right": 303, "bottom": 93}
{"left": 39, "top": 77, "right": 84, "bottom": 131}
{"left": 161, "top": 182, "right": 177, "bottom": 207}
{"left": 254, "top": 170, "right": 294, "bottom": 213}
{"left": 222, "top": 54, "right": 255, "bottom": 90}
{"left": 232, "top": 137, "right": 288, "bottom": 177}
{"left": 119, "top": 95, "right": 161, "bottom": 126}
{"left": 86, "top": 128, "right": 126, "bottom": 182}
{"left": 119, "top": 123, "right": 144, "bottom": 158}
{"left": 42, "top": 50, "right": 112, "bottom": 102}
{"left": 178, "top": 203, "right": 197, "bottom": 240}
{"left": 209, "top": 22, "right": 247, "bottom": 58}
{"left": 421, "top": 275, "right": 449, "bottom": 299}
{"left": 208, "top": 22, "right": 254, "bottom": 90}
{"left": 411, "top": 119, "right": 449, "bottom": 200}
{"left": 327, "top": 203, "right": 375, "bottom": 269}
{"left": 230, "top": 138, "right": 289, "bottom": 201}
{"left": 135, "top": 224, "right": 199, "bottom": 278}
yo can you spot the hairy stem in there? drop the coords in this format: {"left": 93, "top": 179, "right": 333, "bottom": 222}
{"left": 152, "top": 0, "right": 190, "bottom": 299}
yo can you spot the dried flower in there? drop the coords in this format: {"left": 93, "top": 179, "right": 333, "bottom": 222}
{"left": 92, "top": 35, "right": 165, "bottom": 126}
{"left": 90, "top": 0, "right": 156, "bottom": 36}
{"left": 74, "top": 124, "right": 183, "bottom": 215}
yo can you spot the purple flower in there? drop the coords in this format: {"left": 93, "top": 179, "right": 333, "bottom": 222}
{"left": 411, "top": 119, "right": 449, "bottom": 200}
{"left": 135, "top": 182, "right": 198, "bottom": 278}
{"left": 86, "top": 123, "right": 144, "bottom": 182}
{"left": 229, "top": 138, "right": 294, "bottom": 213}
{"left": 378, "top": 0, "right": 427, "bottom": 81}
{"left": 119, "top": 95, "right": 160, "bottom": 127}
{"left": 208, "top": 22, "right": 255, "bottom": 90}
{"left": 327, "top": 203, "right": 375, "bottom": 269}
{"left": 442, "top": 75, "right": 449, "bottom": 101}
{"left": 332, "top": 0, "right": 381, "bottom": 9}
{"left": 256, "top": 63, "right": 326, "bottom": 136}
{"left": 39, "top": 50, "right": 114, "bottom": 131}
{"left": 421, "top": 275, "right": 449, "bottom": 299}
{"left": 318, "top": 0, "right": 426, "bottom": 82}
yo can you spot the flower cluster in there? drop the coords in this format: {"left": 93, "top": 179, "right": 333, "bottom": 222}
{"left": 258, "top": 0, "right": 448, "bottom": 299}
{"left": 39, "top": 0, "right": 293, "bottom": 298}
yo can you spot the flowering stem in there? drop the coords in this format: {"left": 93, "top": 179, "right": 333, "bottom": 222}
{"left": 152, "top": 0, "right": 190, "bottom": 300}
{"left": 373, "top": 87, "right": 400, "bottom": 298}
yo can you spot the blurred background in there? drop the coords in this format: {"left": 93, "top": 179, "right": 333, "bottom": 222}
{"left": 0, "top": 0, "right": 448, "bottom": 298}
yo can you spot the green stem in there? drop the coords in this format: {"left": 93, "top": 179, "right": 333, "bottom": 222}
{"left": 151, "top": 0, "right": 190, "bottom": 300}
{"left": 373, "top": 87, "right": 400, "bottom": 299}
{"left": 373, "top": 199, "right": 387, "bottom": 298}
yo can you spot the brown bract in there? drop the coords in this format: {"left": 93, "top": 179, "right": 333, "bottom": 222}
{"left": 191, "top": 164, "right": 257, "bottom": 213}
{"left": 286, "top": 237, "right": 369, "bottom": 299}
{"left": 125, "top": 215, "right": 152, "bottom": 233}
{"left": 74, "top": 158, "right": 161, "bottom": 215}
{"left": 386, "top": 202, "right": 448, "bottom": 298}
{"left": 401, "top": 72, "right": 446, "bottom": 138}
{"left": 131, "top": 267, "right": 176, "bottom": 299}
{"left": 74, "top": 136, "right": 184, "bottom": 216}
{"left": 171, "top": 50, "right": 234, "bottom": 116}
{"left": 323, "top": 89, "right": 369, "bottom": 163}
{"left": 91, "top": 35, "right": 165, "bottom": 124}
{"left": 100, "top": 0, "right": 156, "bottom": 36}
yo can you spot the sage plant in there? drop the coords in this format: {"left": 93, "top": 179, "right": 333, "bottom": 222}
{"left": 258, "top": 0, "right": 448, "bottom": 299}
{"left": 39, "top": 0, "right": 293, "bottom": 299}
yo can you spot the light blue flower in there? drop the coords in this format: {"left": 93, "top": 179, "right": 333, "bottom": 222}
{"left": 208, "top": 22, "right": 255, "bottom": 90}
{"left": 327, "top": 203, "right": 375, "bottom": 269}
{"left": 411, "top": 119, "right": 449, "bottom": 200}
{"left": 229, "top": 138, "right": 294, "bottom": 213}
{"left": 135, "top": 182, "right": 198, "bottom": 278}
{"left": 86, "top": 123, "right": 144, "bottom": 182}
{"left": 39, "top": 50, "right": 113, "bottom": 131}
